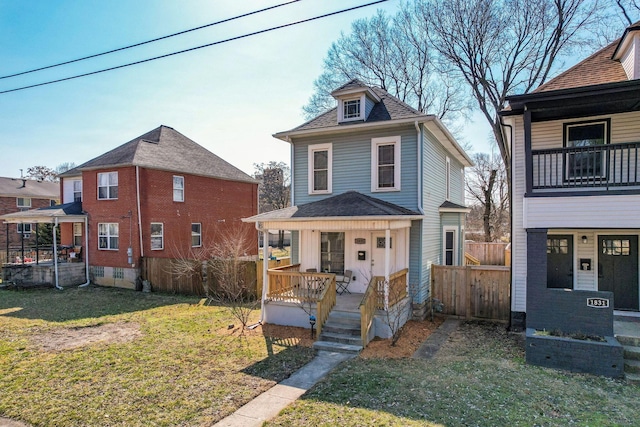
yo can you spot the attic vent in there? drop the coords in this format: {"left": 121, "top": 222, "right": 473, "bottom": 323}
{"left": 141, "top": 139, "right": 159, "bottom": 145}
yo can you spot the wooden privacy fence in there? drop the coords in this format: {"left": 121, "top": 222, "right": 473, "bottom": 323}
{"left": 465, "top": 242, "right": 510, "bottom": 265}
{"left": 431, "top": 264, "right": 511, "bottom": 321}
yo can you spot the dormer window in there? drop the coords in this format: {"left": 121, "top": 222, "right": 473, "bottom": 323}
{"left": 338, "top": 95, "right": 366, "bottom": 122}
{"left": 343, "top": 99, "right": 361, "bottom": 119}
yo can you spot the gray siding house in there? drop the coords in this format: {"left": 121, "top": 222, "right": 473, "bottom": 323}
{"left": 244, "top": 80, "right": 472, "bottom": 343}
{"left": 502, "top": 22, "right": 640, "bottom": 377}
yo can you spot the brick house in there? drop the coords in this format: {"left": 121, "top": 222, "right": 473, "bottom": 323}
{"left": 0, "top": 176, "right": 59, "bottom": 251}
{"left": 3, "top": 126, "right": 258, "bottom": 289}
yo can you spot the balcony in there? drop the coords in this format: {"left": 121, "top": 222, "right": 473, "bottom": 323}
{"left": 531, "top": 142, "right": 640, "bottom": 193}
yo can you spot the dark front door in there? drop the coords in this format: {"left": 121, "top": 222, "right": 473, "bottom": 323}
{"left": 598, "top": 235, "right": 639, "bottom": 311}
{"left": 547, "top": 235, "right": 573, "bottom": 289}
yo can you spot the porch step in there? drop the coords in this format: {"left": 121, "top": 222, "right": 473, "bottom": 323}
{"left": 623, "top": 345, "right": 640, "bottom": 361}
{"left": 318, "top": 331, "right": 363, "bottom": 346}
{"left": 625, "top": 372, "right": 640, "bottom": 383}
{"left": 312, "top": 340, "right": 363, "bottom": 354}
{"left": 624, "top": 359, "right": 640, "bottom": 375}
{"left": 617, "top": 335, "right": 640, "bottom": 347}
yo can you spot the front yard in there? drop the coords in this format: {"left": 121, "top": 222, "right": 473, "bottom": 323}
{"left": 268, "top": 322, "right": 640, "bottom": 427}
{"left": 0, "top": 286, "right": 314, "bottom": 426}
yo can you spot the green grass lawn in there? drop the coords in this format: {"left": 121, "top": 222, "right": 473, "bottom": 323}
{"left": 267, "top": 322, "right": 640, "bottom": 427}
{"left": 0, "top": 285, "right": 314, "bottom": 426}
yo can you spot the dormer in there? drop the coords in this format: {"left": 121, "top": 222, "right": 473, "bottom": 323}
{"left": 330, "top": 79, "right": 381, "bottom": 123}
{"left": 612, "top": 21, "right": 640, "bottom": 80}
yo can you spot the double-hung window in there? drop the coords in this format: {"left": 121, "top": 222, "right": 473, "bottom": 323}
{"left": 97, "top": 172, "right": 118, "bottom": 200}
{"left": 17, "top": 223, "right": 32, "bottom": 234}
{"left": 173, "top": 176, "right": 184, "bottom": 202}
{"left": 564, "top": 120, "right": 608, "bottom": 180}
{"left": 371, "top": 136, "right": 401, "bottom": 191}
{"left": 151, "top": 223, "right": 164, "bottom": 250}
{"left": 73, "top": 223, "right": 83, "bottom": 246}
{"left": 16, "top": 197, "right": 31, "bottom": 208}
{"left": 73, "top": 180, "right": 82, "bottom": 202}
{"left": 98, "top": 223, "right": 119, "bottom": 250}
{"left": 443, "top": 228, "right": 457, "bottom": 266}
{"left": 308, "top": 143, "right": 332, "bottom": 194}
{"left": 191, "top": 223, "right": 202, "bottom": 247}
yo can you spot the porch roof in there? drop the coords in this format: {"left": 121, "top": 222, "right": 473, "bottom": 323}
{"left": 439, "top": 200, "right": 471, "bottom": 213}
{"left": 0, "top": 201, "right": 86, "bottom": 224}
{"left": 245, "top": 191, "right": 421, "bottom": 221}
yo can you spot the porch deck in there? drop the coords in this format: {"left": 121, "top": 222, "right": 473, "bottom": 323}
{"left": 615, "top": 314, "right": 640, "bottom": 338}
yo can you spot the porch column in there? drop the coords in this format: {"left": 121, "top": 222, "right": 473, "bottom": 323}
{"left": 384, "top": 228, "right": 390, "bottom": 311}
{"left": 261, "top": 227, "right": 269, "bottom": 323}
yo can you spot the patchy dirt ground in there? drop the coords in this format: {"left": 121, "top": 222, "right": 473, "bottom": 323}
{"left": 223, "top": 316, "right": 445, "bottom": 359}
{"left": 31, "top": 322, "right": 142, "bottom": 352}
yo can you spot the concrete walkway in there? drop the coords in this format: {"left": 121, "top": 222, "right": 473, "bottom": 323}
{"left": 213, "top": 351, "right": 355, "bottom": 427}
{"left": 412, "top": 318, "right": 460, "bottom": 359}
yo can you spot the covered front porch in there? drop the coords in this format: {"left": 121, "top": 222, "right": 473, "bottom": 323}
{"left": 243, "top": 191, "right": 422, "bottom": 346}
{"left": 0, "top": 202, "right": 89, "bottom": 288}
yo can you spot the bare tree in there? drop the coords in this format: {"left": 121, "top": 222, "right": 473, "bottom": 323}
{"left": 422, "top": 0, "right": 614, "bottom": 189}
{"left": 171, "top": 226, "right": 258, "bottom": 332}
{"left": 466, "top": 153, "right": 509, "bottom": 242}
{"left": 303, "top": 7, "right": 470, "bottom": 126}
{"left": 254, "top": 161, "right": 291, "bottom": 248}
{"left": 26, "top": 165, "right": 57, "bottom": 182}
{"left": 55, "top": 162, "right": 77, "bottom": 175}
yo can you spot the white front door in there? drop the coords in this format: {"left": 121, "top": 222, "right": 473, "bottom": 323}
{"left": 371, "top": 232, "right": 395, "bottom": 278}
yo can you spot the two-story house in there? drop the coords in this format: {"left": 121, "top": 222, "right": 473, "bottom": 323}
{"left": 0, "top": 176, "right": 59, "bottom": 252}
{"left": 244, "top": 80, "right": 472, "bottom": 345}
{"left": 502, "top": 23, "right": 640, "bottom": 377}
{"left": 2, "top": 125, "right": 258, "bottom": 289}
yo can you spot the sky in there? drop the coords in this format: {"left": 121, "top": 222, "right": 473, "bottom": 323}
{"left": 0, "top": 0, "right": 582, "bottom": 178}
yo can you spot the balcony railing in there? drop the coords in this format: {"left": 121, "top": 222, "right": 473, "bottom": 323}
{"left": 531, "top": 142, "right": 640, "bottom": 191}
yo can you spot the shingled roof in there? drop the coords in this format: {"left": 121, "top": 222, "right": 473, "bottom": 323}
{"left": 60, "top": 126, "right": 255, "bottom": 183}
{"left": 284, "top": 86, "right": 424, "bottom": 133}
{"left": 0, "top": 176, "right": 59, "bottom": 198}
{"left": 534, "top": 40, "right": 628, "bottom": 93}
{"left": 244, "top": 191, "right": 421, "bottom": 222}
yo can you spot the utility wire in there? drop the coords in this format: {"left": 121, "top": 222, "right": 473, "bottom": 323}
{"left": 0, "top": 0, "right": 303, "bottom": 80}
{"left": 0, "top": 0, "right": 388, "bottom": 95}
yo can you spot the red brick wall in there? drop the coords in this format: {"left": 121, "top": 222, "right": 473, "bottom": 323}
{"left": 0, "top": 196, "right": 56, "bottom": 248}
{"left": 82, "top": 167, "right": 258, "bottom": 269}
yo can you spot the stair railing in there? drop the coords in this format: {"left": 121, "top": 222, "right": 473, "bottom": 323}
{"left": 359, "top": 276, "right": 378, "bottom": 346}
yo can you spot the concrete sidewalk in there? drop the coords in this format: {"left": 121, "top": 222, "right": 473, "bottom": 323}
{"left": 213, "top": 351, "right": 355, "bottom": 427}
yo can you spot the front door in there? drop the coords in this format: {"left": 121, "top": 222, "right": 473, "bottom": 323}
{"left": 371, "top": 233, "right": 395, "bottom": 277}
{"left": 547, "top": 235, "right": 573, "bottom": 289}
{"left": 598, "top": 235, "right": 639, "bottom": 311}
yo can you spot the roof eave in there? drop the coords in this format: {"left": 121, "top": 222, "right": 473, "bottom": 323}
{"left": 243, "top": 214, "right": 424, "bottom": 223}
{"left": 439, "top": 207, "right": 471, "bottom": 213}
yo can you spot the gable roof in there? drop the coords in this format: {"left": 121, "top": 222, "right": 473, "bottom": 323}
{"left": 244, "top": 191, "right": 421, "bottom": 222}
{"left": 0, "top": 177, "right": 59, "bottom": 199}
{"left": 60, "top": 126, "right": 256, "bottom": 183}
{"left": 281, "top": 86, "right": 424, "bottom": 134}
{"left": 534, "top": 40, "right": 628, "bottom": 93}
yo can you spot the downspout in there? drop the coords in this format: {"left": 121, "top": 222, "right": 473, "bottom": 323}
{"left": 53, "top": 218, "right": 63, "bottom": 290}
{"left": 414, "top": 121, "right": 425, "bottom": 214}
{"left": 78, "top": 216, "right": 90, "bottom": 287}
{"left": 499, "top": 116, "right": 514, "bottom": 331}
{"left": 136, "top": 166, "right": 144, "bottom": 258}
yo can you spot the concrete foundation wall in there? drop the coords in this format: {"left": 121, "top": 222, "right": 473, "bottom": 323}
{"left": 2, "top": 263, "right": 86, "bottom": 287}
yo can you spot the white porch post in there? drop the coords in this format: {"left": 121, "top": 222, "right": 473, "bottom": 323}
{"left": 384, "top": 228, "right": 390, "bottom": 311}
{"left": 261, "top": 226, "right": 269, "bottom": 323}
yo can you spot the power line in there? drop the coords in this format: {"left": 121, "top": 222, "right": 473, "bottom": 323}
{"left": 0, "top": 0, "right": 389, "bottom": 95}
{"left": 0, "top": 0, "right": 303, "bottom": 80}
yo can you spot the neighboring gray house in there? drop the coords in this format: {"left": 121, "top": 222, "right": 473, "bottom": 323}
{"left": 244, "top": 80, "right": 472, "bottom": 343}
{"left": 502, "top": 22, "right": 640, "bottom": 377}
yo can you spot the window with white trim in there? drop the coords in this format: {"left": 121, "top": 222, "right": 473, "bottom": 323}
{"left": 16, "top": 197, "right": 31, "bottom": 208}
{"left": 443, "top": 227, "right": 458, "bottom": 266}
{"left": 338, "top": 95, "right": 366, "bottom": 122}
{"left": 173, "top": 176, "right": 184, "bottom": 202}
{"left": 371, "top": 136, "right": 401, "bottom": 191}
{"left": 308, "top": 143, "right": 332, "bottom": 194}
{"left": 446, "top": 157, "right": 451, "bottom": 201}
{"left": 73, "top": 222, "right": 83, "bottom": 246}
{"left": 191, "top": 223, "right": 202, "bottom": 247}
{"left": 97, "top": 172, "right": 118, "bottom": 200}
{"left": 17, "top": 223, "right": 32, "bottom": 234}
{"left": 98, "top": 223, "right": 119, "bottom": 250}
{"left": 564, "top": 120, "right": 608, "bottom": 180}
{"left": 73, "top": 180, "right": 82, "bottom": 202}
{"left": 151, "top": 223, "right": 164, "bottom": 250}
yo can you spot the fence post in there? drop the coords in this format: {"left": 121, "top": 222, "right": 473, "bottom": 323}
{"left": 465, "top": 265, "right": 472, "bottom": 319}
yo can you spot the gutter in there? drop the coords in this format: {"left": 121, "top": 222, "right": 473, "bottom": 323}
{"left": 415, "top": 121, "right": 425, "bottom": 215}
{"left": 136, "top": 166, "right": 144, "bottom": 259}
